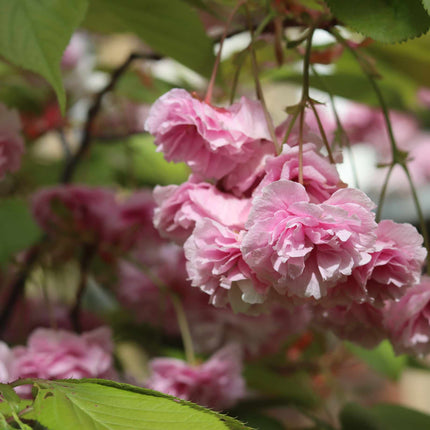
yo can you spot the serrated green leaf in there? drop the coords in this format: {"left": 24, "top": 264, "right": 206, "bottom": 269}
{"left": 0, "top": 198, "right": 41, "bottom": 268}
{"left": 83, "top": 0, "right": 214, "bottom": 78}
{"left": 325, "top": 0, "right": 430, "bottom": 43}
{"left": 0, "top": 0, "right": 89, "bottom": 113}
{"left": 26, "top": 379, "right": 250, "bottom": 430}
{"left": 345, "top": 340, "right": 407, "bottom": 381}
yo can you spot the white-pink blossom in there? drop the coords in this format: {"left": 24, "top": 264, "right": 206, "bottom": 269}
{"left": 144, "top": 88, "right": 272, "bottom": 180}
{"left": 184, "top": 217, "right": 262, "bottom": 310}
{"left": 146, "top": 344, "right": 245, "bottom": 410}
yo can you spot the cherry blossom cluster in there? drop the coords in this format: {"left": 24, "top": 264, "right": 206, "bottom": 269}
{"left": 145, "top": 88, "right": 429, "bottom": 353}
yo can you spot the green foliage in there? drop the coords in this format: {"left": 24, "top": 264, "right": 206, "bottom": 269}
{"left": 0, "top": 198, "right": 40, "bottom": 267}
{"left": 325, "top": 0, "right": 430, "bottom": 43}
{"left": 244, "top": 365, "right": 319, "bottom": 407}
{"left": 422, "top": 0, "right": 430, "bottom": 14}
{"left": 268, "top": 46, "right": 419, "bottom": 111}
{"left": 345, "top": 340, "right": 407, "bottom": 381}
{"left": 340, "top": 402, "right": 430, "bottom": 430}
{"left": 340, "top": 403, "right": 382, "bottom": 430}
{"left": 19, "top": 379, "right": 250, "bottom": 430}
{"left": 84, "top": 0, "right": 215, "bottom": 78}
{"left": 0, "top": 0, "right": 88, "bottom": 113}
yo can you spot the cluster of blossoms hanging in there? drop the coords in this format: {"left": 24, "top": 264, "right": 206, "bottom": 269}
{"left": 145, "top": 88, "right": 429, "bottom": 354}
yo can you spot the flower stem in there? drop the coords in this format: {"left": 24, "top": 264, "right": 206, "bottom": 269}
{"left": 205, "top": 0, "right": 245, "bottom": 104}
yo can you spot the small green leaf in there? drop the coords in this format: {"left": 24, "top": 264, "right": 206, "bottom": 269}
{"left": 83, "top": 0, "right": 215, "bottom": 78}
{"left": 0, "top": 384, "right": 21, "bottom": 411}
{"left": 0, "top": 0, "right": 89, "bottom": 113}
{"left": 26, "top": 379, "right": 250, "bottom": 430}
{"left": 0, "top": 198, "right": 41, "bottom": 268}
{"left": 325, "top": 0, "right": 430, "bottom": 43}
{"left": 345, "top": 340, "right": 407, "bottom": 381}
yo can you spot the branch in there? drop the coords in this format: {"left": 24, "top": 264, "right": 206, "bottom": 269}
{"left": 60, "top": 52, "right": 161, "bottom": 184}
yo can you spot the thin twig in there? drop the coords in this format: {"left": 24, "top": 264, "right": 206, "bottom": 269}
{"left": 0, "top": 240, "right": 44, "bottom": 337}
{"left": 70, "top": 245, "right": 94, "bottom": 333}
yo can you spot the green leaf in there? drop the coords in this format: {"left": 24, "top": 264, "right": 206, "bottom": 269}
{"left": 0, "top": 384, "right": 21, "bottom": 411}
{"left": 345, "top": 340, "right": 407, "bottom": 381}
{"left": 0, "top": 198, "right": 41, "bottom": 267}
{"left": 0, "top": 0, "right": 89, "bottom": 113}
{"left": 366, "top": 36, "right": 430, "bottom": 89}
{"left": 244, "top": 365, "right": 319, "bottom": 407}
{"left": 83, "top": 0, "right": 215, "bottom": 78}
{"left": 340, "top": 403, "right": 382, "bottom": 430}
{"left": 371, "top": 404, "right": 430, "bottom": 430}
{"left": 340, "top": 403, "right": 430, "bottom": 430}
{"left": 325, "top": 0, "right": 430, "bottom": 43}
{"left": 422, "top": 0, "right": 430, "bottom": 14}
{"left": 26, "top": 379, "right": 250, "bottom": 430}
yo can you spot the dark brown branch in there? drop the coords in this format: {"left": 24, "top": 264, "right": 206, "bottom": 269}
{"left": 70, "top": 245, "right": 94, "bottom": 333}
{"left": 60, "top": 52, "right": 161, "bottom": 184}
{"left": 0, "top": 239, "right": 45, "bottom": 337}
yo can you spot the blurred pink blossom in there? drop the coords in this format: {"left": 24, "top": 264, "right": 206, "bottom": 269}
{"left": 314, "top": 302, "right": 386, "bottom": 348}
{"left": 146, "top": 344, "right": 245, "bottom": 410}
{"left": 385, "top": 276, "right": 430, "bottom": 356}
{"left": 0, "top": 103, "right": 25, "bottom": 180}
{"left": 11, "top": 327, "right": 116, "bottom": 382}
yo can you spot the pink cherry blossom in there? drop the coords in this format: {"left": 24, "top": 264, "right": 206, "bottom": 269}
{"left": 11, "top": 327, "right": 116, "bottom": 382}
{"left": 184, "top": 217, "right": 263, "bottom": 310}
{"left": 385, "top": 276, "right": 430, "bottom": 356}
{"left": 362, "top": 220, "right": 426, "bottom": 304}
{"left": 117, "top": 189, "right": 161, "bottom": 249}
{"left": 255, "top": 143, "right": 343, "bottom": 203}
{"left": 153, "top": 177, "right": 250, "bottom": 244}
{"left": 327, "top": 220, "right": 426, "bottom": 306}
{"left": 0, "top": 103, "right": 25, "bottom": 180}
{"left": 218, "top": 139, "right": 275, "bottom": 197}
{"left": 146, "top": 344, "right": 245, "bottom": 410}
{"left": 314, "top": 302, "right": 386, "bottom": 348}
{"left": 144, "top": 88, "right": 272, "bottom": 180}
{"left": 242, "top": 180, "right": 377, "bottom": 302}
